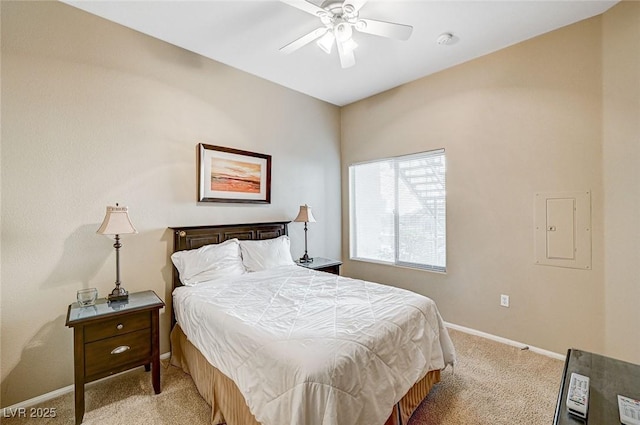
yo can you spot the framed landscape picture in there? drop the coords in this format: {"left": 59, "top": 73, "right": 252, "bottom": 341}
{"left": 197, "top": 144, "right": 271, "bottom": 203}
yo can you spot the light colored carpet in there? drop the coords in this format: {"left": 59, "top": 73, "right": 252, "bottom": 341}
{"left": 409, "top": 329, "right": 564, "bottom": 424}
{"left": 1, "top": 329, "right": 564, "bottom": 425}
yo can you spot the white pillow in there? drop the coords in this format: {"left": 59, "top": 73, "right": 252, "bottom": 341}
{"left": 171, "top": 238, "right": 245, "bottom": 286}
{"left": 239, "top": 235, "right": 295, "bottom": 272}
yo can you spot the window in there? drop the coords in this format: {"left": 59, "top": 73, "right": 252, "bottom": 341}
{"left": 349, "top": 149, "right": 446, "bottom": 272}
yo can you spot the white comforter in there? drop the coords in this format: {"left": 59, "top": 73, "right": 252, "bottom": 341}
{"left": 173, "top": 265, "right": 455, "bottom": 425}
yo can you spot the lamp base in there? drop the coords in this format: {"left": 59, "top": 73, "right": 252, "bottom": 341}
{"left": 108, "top": 285, "right": 129, "bottom": 302}
{"left": 299, "top": 255, "right": 313, "bottom": 263}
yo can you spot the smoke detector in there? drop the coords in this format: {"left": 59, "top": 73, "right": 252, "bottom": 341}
{"left": 436, "top": 33, "right": 454, "bottom": 45}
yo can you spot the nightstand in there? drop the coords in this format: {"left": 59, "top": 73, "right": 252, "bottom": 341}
{"left": 65, "top": 290, "right": 164, "bottom": 425}
{"left": 296, "top": 257, "right": 342, "bottom": 275}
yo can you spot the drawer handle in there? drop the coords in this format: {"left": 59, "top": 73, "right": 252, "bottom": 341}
{"left": 111, "top": 345, "right": 130, "bottom": 355}
{"left": 116, "top": 323, "right": 124, "bottom": 330}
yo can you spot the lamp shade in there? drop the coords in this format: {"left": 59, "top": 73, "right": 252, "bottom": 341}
{"left": 293, "top": 204, "right": 317, "bottom": 223}
{"left": 96, "top": 205, "right": 137, "bottom": 235}
{"left": 317, "top": 31, "right": 335, "bottom": 54}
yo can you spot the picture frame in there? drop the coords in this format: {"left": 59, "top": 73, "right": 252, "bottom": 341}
{"left": 197, "top": 143, "right": 271, "bottom": 204}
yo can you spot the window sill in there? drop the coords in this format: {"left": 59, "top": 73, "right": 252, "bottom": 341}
{"left": 348, "top": 257, "right": 447, "bottom": 275}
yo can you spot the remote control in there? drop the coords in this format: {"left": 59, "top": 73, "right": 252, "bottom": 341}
{"left": 618, "top": 395, "right": 640, "bottom": 425}
{"left": 566, "top": 372, "right": 590, "bottom": 419}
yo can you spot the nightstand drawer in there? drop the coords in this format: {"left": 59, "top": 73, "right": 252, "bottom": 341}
{"left": 84, "top": 311, "right": 150, "bottom": 342}
{"left": 84, "top": 328, "right": 151, "bottom": 377}
{"left": 316, "top": 264, "right": 340, "bottom": 275}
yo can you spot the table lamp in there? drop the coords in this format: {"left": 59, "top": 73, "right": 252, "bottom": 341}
{"left": 97, "top": 203, "right": 137, "bottom": 301}
{"left": 293, "top": 204, "right": 316, "bottom": 263}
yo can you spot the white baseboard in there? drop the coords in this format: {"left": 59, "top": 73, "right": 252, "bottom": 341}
{"left": 2, "top": 352, "right": 172, "bottom": 411}
{"left": 445, "top": 322, "right": 566, "bottom": 361}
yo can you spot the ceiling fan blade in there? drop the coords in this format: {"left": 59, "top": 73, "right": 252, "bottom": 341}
{"left": 355, "top": 18, "right": 413, "bottom": 41}
{"left": 343, "top": 0, "right": 368, "bottom": 14}
{"left": 280, "top": 0, "right": 331, "bottom": 18}
{"left": 280, "top": 27, "right": 328, "bottom": 54}
{"left": 336, "top": 40, "right": 356, "bottom": 69}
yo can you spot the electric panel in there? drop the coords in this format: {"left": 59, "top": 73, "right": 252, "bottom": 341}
{"left": 546, "top": 198, "right": 576, "bottom": 260}
{"left": 534, "top": 191, "right": 591, "bottom": 270}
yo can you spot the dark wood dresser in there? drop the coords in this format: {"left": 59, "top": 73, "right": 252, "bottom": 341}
{"left": 554, "top": 348, "right": 640, "bottom": 425}
{"left": 65, "top": 290, "right": 164, "bottom": 424}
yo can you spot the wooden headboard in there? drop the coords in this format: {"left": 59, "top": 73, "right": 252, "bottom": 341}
{"left": 169, "top": 221, "right": 289, "bottom": 290}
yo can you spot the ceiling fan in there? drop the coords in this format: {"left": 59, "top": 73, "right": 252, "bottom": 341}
{"left": 279, "top": 0, "right": 413, "bottom": 68}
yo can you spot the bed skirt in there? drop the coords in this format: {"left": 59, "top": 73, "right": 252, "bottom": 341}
{"left": 170, "top": 325, "right": 440, "bottom": 425}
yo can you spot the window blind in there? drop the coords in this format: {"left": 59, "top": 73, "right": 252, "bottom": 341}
{"left": 349, "top": 149, "right": 446, "bottom": 272}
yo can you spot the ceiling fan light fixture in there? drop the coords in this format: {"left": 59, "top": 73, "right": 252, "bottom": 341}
{"left": 280, "top": 0, "right": 414, "bottom": 68}
{"left": 317, "top": 31, "right": 335, "bottom": 54}
{"left": 355, "top": 20, "right": 367, "bottom": 31}
{"left": 335, "top": 22, "right": 353, "bottom": 42}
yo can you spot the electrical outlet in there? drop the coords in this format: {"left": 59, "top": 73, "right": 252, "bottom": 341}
{"left": 500, "top": 294, "right": 510, "bottom": 307}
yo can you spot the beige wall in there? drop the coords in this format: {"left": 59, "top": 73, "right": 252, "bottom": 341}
{"left": 342, "top": 17, "right": 609, "bottom": 357}
{"left": 602, "top": 1, "right": 640, "bottom": 364}
{"left": 2, "top": 0, "right": 638, "bottom": 409}
{"left": 0, "top": 1, "right": 341, "bottom": 406}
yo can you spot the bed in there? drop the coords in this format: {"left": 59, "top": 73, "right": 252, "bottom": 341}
{"left": 169, "top": 221, "right": 455, "bottom": 425}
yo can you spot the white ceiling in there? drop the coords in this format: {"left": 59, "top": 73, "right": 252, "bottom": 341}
{"left": 63, "top": 0, "right": 618, "bottom": 106}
